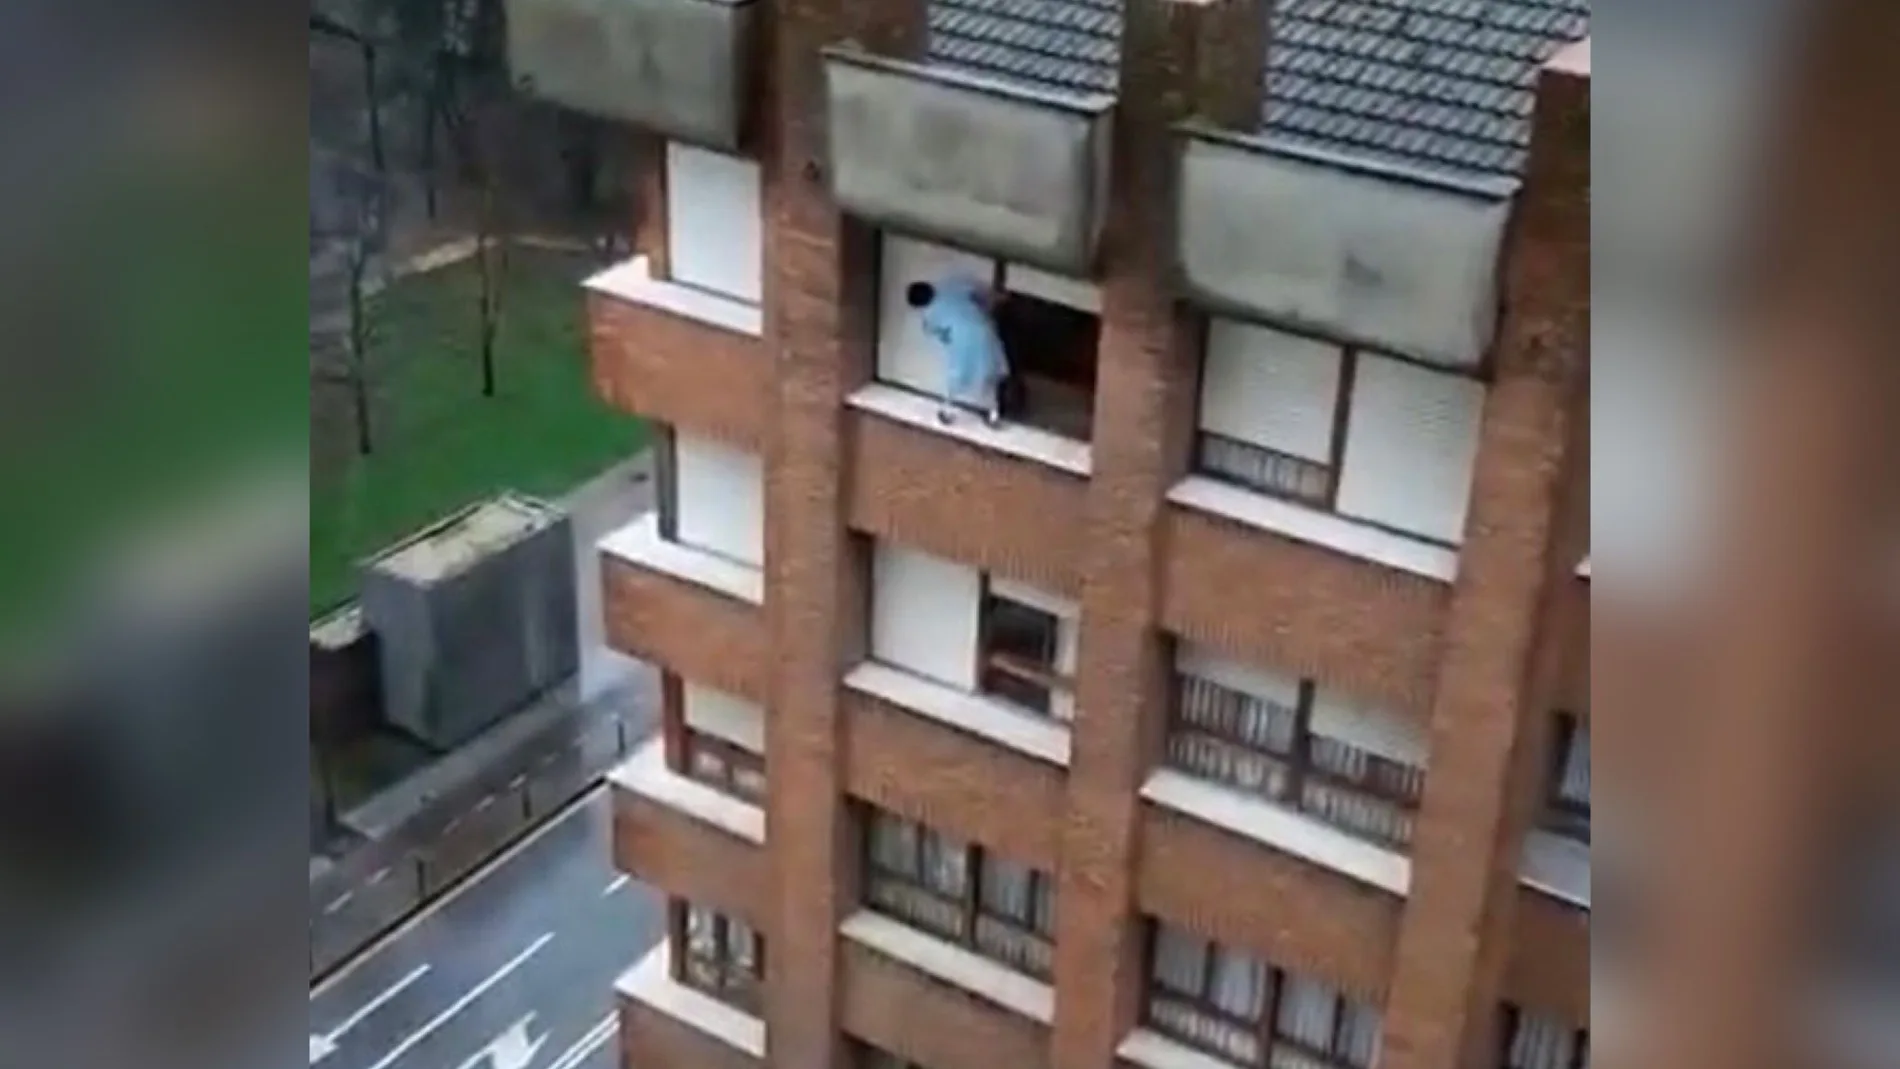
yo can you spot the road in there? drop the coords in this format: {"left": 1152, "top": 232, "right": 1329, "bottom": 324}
{"left": 309, "top": 786, "right": 658, "bottom": 1069}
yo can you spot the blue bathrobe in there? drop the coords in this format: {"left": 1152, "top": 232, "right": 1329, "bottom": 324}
{"left": 918, "top": 273, "right": 1010, "bottom": 415}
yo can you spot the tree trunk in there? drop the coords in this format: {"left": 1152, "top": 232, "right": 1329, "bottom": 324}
{"left": 419, "top": 74, "right": 440, "bottom": 219}
{"left": 477, "top": 235, "right": 500, "bottom": 397}
{"left": 364, "top": 44, "right": 385, "bottom": 174}
{"left": 347, "top": 259, "right": 374, "bottom": 454}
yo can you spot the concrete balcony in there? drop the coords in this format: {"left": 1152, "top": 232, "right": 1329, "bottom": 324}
{"left": 617, "top": 942, "right": 765, "bottom": 1069}
{"left": 507, "top": 0, "right": 759, "bottom": 151}
{"left": 823, "top": 47, "right": 1114, "bottom": 275}
{"left": 609, "top": 740, "right": 768, "bottom": 927}
{"left": 1135, "top": 799, "right": 1400, "bottom": 1005}
{"left": 1160, "top": 500, "right": 1453, "bottom": 723}
{"left": 586, "top": 260, "right": 769, "bottom": 451}
{"left": 1507, "top": 883, "right": 1591, "bottom": 1029}
{"left": 599, "top": 517, "right": 768, "bottom": 704}
{"left": 838, "top": 911, "right": 1054, "bottom": 1069}
{"left": 846, "top": 385, "right": 1091, "bottom": 601}
{"left": 1173, "top": 129, "right": 1515, "bottom": 372}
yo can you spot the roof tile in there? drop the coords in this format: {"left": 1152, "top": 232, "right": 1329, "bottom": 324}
{"left": 923, "top": 0, "right": 1587, "bottom": 182}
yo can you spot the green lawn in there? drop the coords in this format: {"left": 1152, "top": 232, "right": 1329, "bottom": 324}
{"left": 309, "top": 248, "right": 648, "bottom": 617}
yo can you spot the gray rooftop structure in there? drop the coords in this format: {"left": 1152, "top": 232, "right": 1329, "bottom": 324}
{"left": 926, "top": 0, "right": 1589, "bottom": 184}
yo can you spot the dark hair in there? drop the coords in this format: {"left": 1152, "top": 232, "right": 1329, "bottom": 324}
{"left": 904, "top": 281, "right": 935, "bottom": 309}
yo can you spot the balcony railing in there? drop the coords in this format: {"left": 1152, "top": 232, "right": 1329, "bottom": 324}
{"left": 823, "top": 47, "right": 1114, "bottom": 274}
{"left": 1173, "top": 126, "right": 1513, "bottom": 373}
{"left": 1151, "top": 996, "right": 1263, "bottom": 1067}
{"left": 974, "top": 914, "right": 1055, "bottom": 978}
{"left": 1197, "top": 433, "right": 1334, "bottom": 509}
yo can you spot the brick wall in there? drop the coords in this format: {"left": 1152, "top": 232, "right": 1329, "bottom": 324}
{"left": 598, "top": 6, "right": 1592, "bottom": 1068}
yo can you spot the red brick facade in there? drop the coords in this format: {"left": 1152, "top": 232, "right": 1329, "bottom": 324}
{"left": 593, "top": 3, "right": 1591, "bottom": 1068}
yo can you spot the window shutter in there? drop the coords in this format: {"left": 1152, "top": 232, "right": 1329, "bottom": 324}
{"left": 1308, "top": 687, "right": 1429, "bottom": 767}
{"left": 1335, "top": 353, "right": 1484, "bottom": 544}
{"left": 682, "top": 683, "right": 766, "bottom": 754}
{"left": 665, "top": 143, "right": 762, "bottom": 303}
{"left": 1199, "top": 319, "right": 1344, "bottom": 464}
{"left": 672, "top": 431, "right": 764, "bottom": 566}
{"left": 1177, "top": 644, "right": 1304, "bottom": 711}
{"left": 870, "top": 543, "right": 984, "bottom": 689}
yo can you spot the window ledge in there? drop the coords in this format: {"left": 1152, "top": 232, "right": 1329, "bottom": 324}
{"left": 584, "top": 255, "right": 764, "bottom": 339}
{"left": 847, "top": 383, "right": 1093, "bottom": 478}
{"left": 1576, "top": 556, "right": 1591, "bottom": 580}
{"left": 598, "top": 512, "right": 764, "bottom": 606}
{"left": 607, "top": 737, "right": 765, "bottom": 845}
{"left": 616, "top": 940, "right": 766, "bottom": 1058}
{"left": 844, "top": 661, "right": 1072, "bottom": 768}
{"left": 1167, "top": 475, "right": 1458, "bottom": 584}
{"left": 1117, "top": 1028, "right": 1237, "bottom": 1069}
{"left": 1140, "top": 768, "right": 1411, "bottom": 896}
{"left": 1519, "top": 828, "right": 1590, "bottom": 908}
{"left": 839, "top": 909, "right": 1055, "bottom": 1025}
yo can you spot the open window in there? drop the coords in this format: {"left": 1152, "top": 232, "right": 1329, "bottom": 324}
{"left": 874, "top": 234, "right": 1101, "bottom": 445}
{"left": 992, "top": 264, "right": 1101, "bottom": 441}
{"left": 976, "top": 577, "right": 1078, "bottom": 722}
{"left": 1542, "top": 712, "right": 1590, "bottom": 844}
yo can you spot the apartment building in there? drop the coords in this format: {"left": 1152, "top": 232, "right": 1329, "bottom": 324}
{"left": 508, "top": 0, "right": 1590, "bottom": 1066}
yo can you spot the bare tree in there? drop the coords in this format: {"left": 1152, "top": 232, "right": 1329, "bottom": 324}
{"left": 469, "top": 91, "right": 526, "bottom": 398}
{"left": 311, "top": 153, "right": 389, "bottom": 456}
{"left": 473, "top": 172, "right": 507, "bottom": 398}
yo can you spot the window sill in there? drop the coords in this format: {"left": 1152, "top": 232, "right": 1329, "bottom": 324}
{"left": 598, "top": 512, "right": 764, "bottom": 606}
{"left": 844, "top": 661, "right": 1072, "bottom": 768}
{"left": 616, "top": 940, "right": 766, "bottom": 1058}
{"left": 1140, "top": 768, "right": 1411, "bottom": 896}
{"left": 1519, "top": 828, "right": 1590, "bottom": 908}
{"left": 1576, "top": 556, "right": 1591, "bottom": 580}
{"left": 1167, "top": 475, "right": 1458, "bottom": 584}
{"left": 839, "top": 909, "right": 1055, "bottom": 1025}
{"left": 584, "top": 255, "right": 764, "bottom": 339}
{"left": 1117, "top": 1028, "right": 1238, "bottom": 1069}
{"left": 847, "top": 383, "right": 1093, "bottom": 479}
{"left": 607, "top": 737, "right": 766, "bottom": 845}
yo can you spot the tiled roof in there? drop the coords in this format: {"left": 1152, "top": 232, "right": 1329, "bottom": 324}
{"left": 925, "top": 0, "right": 1589, "bottom": 183}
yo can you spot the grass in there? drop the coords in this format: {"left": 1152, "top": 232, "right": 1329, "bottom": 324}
{"left": 309, "top": 247, "right": 647, "bottom": 617}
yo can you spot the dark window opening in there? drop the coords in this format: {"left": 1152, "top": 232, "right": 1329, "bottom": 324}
{"left": 977, "top": 590, "right": 1068, "bottom": 720}
{"left": 1542, "top": 713, "right": 1590, "bottom": 844}
{"left": 992, "top": 291, "right": 1099, "bottom": 441}
{"left": 1499, "top": 1003, "right": 1590, "bottom": 1069}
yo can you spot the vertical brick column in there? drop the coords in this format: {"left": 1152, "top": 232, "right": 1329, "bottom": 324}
{"left": 1051, "top": 2, "right": 1263, "bottom": 1066}
{"left": 762, "top": 2, "right": 923, "bottom": 1068}
{"left": 1378, "top": 58, "right": 1590, "bottom": 1069}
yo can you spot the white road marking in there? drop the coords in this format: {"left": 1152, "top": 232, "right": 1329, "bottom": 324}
{"left": 309, "top": 964, "right": 430, "bottom": 1063}
{"left": 363, "top": 933, "right": 554, "bottom": 1069}
{"left": 369, "top": 868, "right": 391, "bottom": 886}
{"left": 544, "top": 1014, "right": 616, "bottom": 1069}
{"left": 453, "top": 1013, "right": 547, "bottom": 1069}
{"left": 311, "top": 785, "right": 603, "bottom": 999}
{"left": 600, "top": 874, "right": 629, "bottom": 898}
{"left": 324, "top": 892, "right": 354, "bottom": 915}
